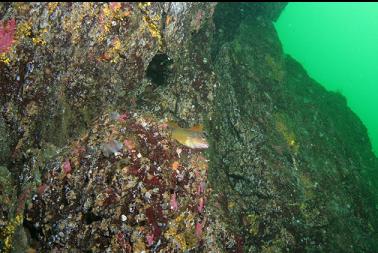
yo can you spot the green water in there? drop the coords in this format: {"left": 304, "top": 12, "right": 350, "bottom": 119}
{"left": 275, "top": 3, "right": 378, "bottom": 157}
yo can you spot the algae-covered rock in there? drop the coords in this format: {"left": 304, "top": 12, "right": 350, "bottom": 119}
{"left": 207, "top": 4, "right": 378, "bottom": 252}
{"left": 22, "top": 110, "right": 210, "bottom": 252}
{"left": 0, "top": 118, "right": 16, "bottom": 166}
{"left": 0, "top": 2, "right": 377, "bottom": 252}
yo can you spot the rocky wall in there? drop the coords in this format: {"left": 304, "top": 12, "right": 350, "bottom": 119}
{"left": 1, "top": 2, "right": 377, "bottom": 252}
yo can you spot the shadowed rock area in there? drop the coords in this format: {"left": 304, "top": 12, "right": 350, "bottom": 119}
{"left": 0, "top": 2, "right": 377, "bottom": 252}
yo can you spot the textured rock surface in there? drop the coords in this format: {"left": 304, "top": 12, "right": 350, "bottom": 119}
{"left": 0, "top": 2, "right": 377, "bottom": 252}
{"left": 208, "top": 10, "right": 378, "bottom": 251}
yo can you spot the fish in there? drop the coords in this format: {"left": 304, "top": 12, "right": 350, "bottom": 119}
{"left": 168, "top": 121, "right": 209, "bottom": 149}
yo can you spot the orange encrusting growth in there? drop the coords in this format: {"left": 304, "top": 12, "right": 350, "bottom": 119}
{"left": 171, "top": 161, "right": 180, "bottom": 170}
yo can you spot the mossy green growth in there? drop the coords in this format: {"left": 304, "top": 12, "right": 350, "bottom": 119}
{"left": 0, "top": 166, "right": 16, "bottom": 210}
{"left": 245, "top": 213, "right": 259, "bottom": 236}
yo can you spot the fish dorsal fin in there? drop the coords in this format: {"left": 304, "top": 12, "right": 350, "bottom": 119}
{"left": 166, "top": 120, "right": 180, "bottom": 129}
{"left": 189, "top": 124, "right": 203, "bottom": 132}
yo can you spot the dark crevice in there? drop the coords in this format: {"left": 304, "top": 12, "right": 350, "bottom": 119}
{"left": 145, "top": 53, "right": 173, "bottom": 86}
{"left": 84, "top": 210, "right": 102, "bottom": 225}
{"left": 23, "top": 218, "right": 43, "bottom": 241}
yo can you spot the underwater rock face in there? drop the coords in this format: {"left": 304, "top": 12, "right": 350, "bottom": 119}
{"left": 22, "top": 111, "right": 210, "bottom": 252}
{"left": 0, "top": 2, "right": 377, "bottom": 252}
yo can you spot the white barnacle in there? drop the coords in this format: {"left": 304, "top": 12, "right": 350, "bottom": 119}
{"left": 145, "top": 191, "right": 152, "bottom": 201}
